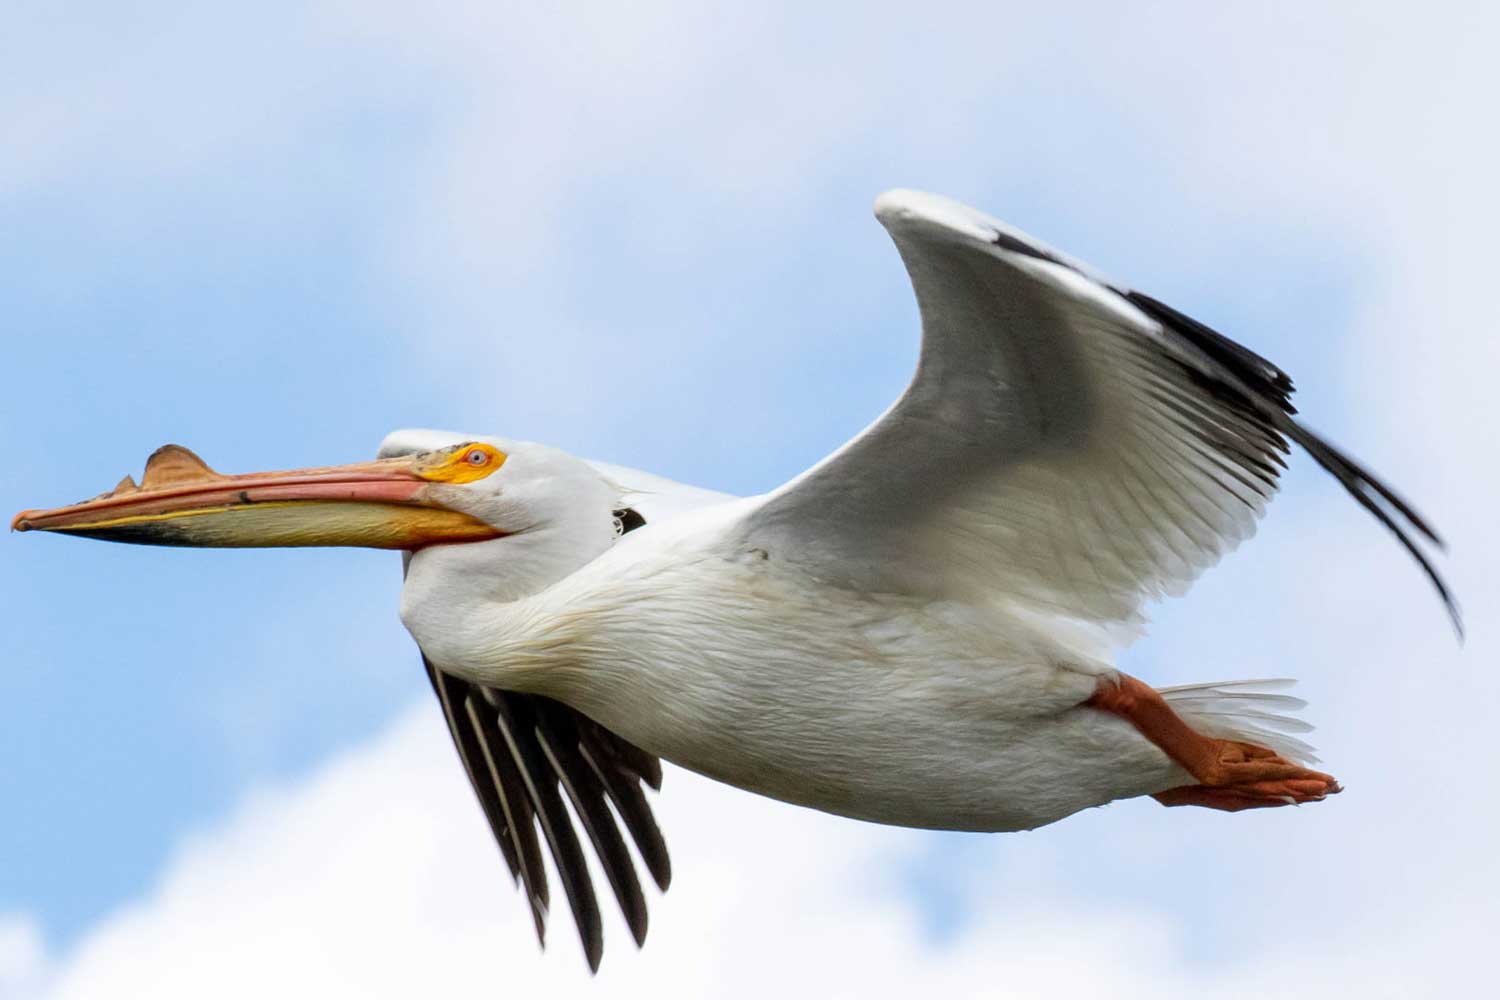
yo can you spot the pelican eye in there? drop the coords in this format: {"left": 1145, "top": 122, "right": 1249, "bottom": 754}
{"left": 420, "top": 443, "right": 507, "bottom": 483}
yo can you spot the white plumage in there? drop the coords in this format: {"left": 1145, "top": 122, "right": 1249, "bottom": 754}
{"left": 18, "top": 189, "right": 1455, "bottom": 970}
{"left": 379, "top": 191, "right": 1450, "bottom": 960}
{"left": 390, "top": 432, "right": 1300, "bottom": 832}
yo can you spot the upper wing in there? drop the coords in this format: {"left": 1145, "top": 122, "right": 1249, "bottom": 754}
{"left": 741, "top": 190, "right": 1457, "bottom": 636}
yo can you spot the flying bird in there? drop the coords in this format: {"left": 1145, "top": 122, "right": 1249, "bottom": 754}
{"left": 14, "top": 190, "right": 1458, "bottom": 971}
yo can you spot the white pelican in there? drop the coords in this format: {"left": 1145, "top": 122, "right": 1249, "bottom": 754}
{"left": 14, "top": 190, "right": 1457, "bottom": 971}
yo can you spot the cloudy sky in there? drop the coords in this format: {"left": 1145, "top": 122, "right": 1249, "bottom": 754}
{"left": 2, "top": 2, "right": 1495, "bottom": 996}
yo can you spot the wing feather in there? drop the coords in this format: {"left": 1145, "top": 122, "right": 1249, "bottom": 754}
{"left": 533, "top": 701, "right": 650, "bottom": 947}
{"left": 461, "top": 688, "right": 553, "bottom": 932}
{"left": 742, "top": 190, "right": 1457, "bottom": 635}
{"left": 488, "top": 693, "right": 605, "bottom": 972}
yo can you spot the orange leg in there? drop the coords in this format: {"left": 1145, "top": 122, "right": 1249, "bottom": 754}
{"left": 1086, "top": 673, "right": 1341, "bottom": 812}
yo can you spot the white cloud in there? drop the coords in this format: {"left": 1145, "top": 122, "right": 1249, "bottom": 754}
{"left": 0, "top": 915, "right": 46, "bottom": 998}
{"left": 15, "top": 694, "right": 1492, "bottom": 999}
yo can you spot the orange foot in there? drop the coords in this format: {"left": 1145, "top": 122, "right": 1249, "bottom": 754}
{"left": 1152, "top": 740, "right": 1341, "bottom": 812}
{"left": 1086, "top": 674, "right": 1342, "bottom": 813}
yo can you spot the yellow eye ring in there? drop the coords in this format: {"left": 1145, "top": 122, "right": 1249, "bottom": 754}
{"left": 420, "top": 443, "right": 507, "bottom": 483}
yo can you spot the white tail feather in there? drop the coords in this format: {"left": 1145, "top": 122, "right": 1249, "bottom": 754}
{"left": 1158, "top": 679, "right": 1319, "bottom": 764}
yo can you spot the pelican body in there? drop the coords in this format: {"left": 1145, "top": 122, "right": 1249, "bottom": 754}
{"left": 15, "top": 190, "right": 1456, "bottom": 970}
{"left": 400, "top": 477, "right": 1165, "bottom": 834}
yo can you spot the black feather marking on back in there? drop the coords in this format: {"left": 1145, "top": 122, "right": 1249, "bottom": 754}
{"left": 614, "top": 506, "right": 647, "bottom": 534}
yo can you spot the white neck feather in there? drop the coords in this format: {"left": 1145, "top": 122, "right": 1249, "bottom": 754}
{"left": 399, "top": 516, "right": 617, "bottom": 682}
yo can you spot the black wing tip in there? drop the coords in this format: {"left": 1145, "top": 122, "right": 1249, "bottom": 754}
{"left": 1125, "top": 288, "right": 1459, "bottom": 639}
{"left": 1411, "top": 542, "right": 1464, "bottom": 642}
{"left": 1420, "top": 547, "right": 1464, "bottom": 643}
{"left": 534, "top": 704, "right": 652, "bottom": 951}
{"left": 530, "top": 895, "right": 549, "bottom": 947}
{"left": 1285, "top": 428, "right": 1460, "bottom": 639}
{"left": 490, "top": 697, "right": 607, "bottom": 976}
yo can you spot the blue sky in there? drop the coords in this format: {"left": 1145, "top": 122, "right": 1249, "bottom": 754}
{"left": 3, "top": 3, "right": 1495, "bottom": 995}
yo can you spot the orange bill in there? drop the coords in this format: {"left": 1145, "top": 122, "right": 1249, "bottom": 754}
{"left": 11, "top": 444, "right": 503, "bottom": 549}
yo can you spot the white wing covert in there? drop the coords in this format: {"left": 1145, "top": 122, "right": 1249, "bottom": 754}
{"left": 742, "top": 190, "right": 1456, "bottom": 634}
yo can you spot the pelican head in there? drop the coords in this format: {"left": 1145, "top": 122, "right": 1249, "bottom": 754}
{"left": 10, "top": 437, "right": 619, "bottom": 555}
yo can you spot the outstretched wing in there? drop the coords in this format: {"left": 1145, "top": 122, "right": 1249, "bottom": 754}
{"left": 742, "top": 190, "right": 1457, "bottom": 636}
{"left": 423, "top": 654, "right": 670, "bottom": 972}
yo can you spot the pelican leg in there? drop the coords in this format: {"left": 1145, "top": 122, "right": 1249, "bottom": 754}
{"left": 1085, "top": 673, "right": 1342, "bottom": 811}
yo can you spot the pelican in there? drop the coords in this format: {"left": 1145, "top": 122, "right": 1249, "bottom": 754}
{"left": 14, "top": 190, "right": 1457, "bottom": 971}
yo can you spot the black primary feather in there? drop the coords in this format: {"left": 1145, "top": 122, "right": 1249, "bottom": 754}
{"left": 1121, "top": 289, "right": 1460, "bottom": 637}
